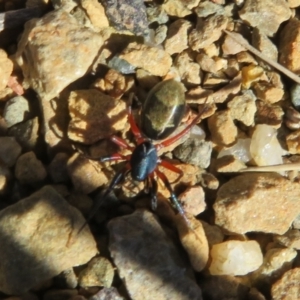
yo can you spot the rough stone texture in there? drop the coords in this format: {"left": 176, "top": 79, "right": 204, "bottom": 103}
{"left": 271, "top": 268, "right": 300, "bottom": 300}
{"left": 162, "top": 0, "right": 200, "bottom": 17}
{"left": 255, "top": 101, "right": 284, "bottom": 128}
{"left": 0, "top": 136, "right": 22, "bottom": 167}
{"left": 209, "top": 240, "right": 263, "bottom": 276}
{"left": 119, "top": 42, "right": 172, "bottom": 76}
{"left": 68, "top": 89, "right": 127, "bottom": 144}
{"left": 227, "top": 90, "right": 257, "bottom": 126}
{"left": 207, "top": 109, "right": 238, "bottom": 146}
{"left": 239, "top": 0, "right": 291, "bottom": 37}
{"left": 253, "top": 82, "right": 284, "bottom": 103}
{"left": 196, "top": 53, "right": 227, "bottom": 74}
{"left": 0, "top": 49, "right": 13, "bottom": 91}
{"left": 164, "top": 19, "right": 192, "bottom": 55}
{"left": 67, "top": 153, "right": 109, "bottom": 194}
{"left": 89, "top": 287, "right": 123, "bottom": 300}
{"left": 189, "top": 15, "right": 228, "bottom": 51}
{"left": 0, "top": 186, "right": 97, "bottom": 295}
{"left": 15, "top": 151, "right": 47, "bottom": 186}
{"left": 215, "top": 155, "right": 246, "bottom": 173}
{"left": 176, "top": 217, "right": 209, "bottom": 272}
{"left": 222, "top": 34, "right": 246, "bottom": 55}
{"left": 108, "top": 209, "right": 203, "bottom": 300}
{"left": 274, "top": 229, "right": 300, "bottom": 249}
{"left": 78, "top": 257, "right": 114, "bottom": 288}
{"left": 214, "top": 173, "right": 300, "bottom": 234}
{"left": 201, "top": 221, "right": 224, "bottom": 247}
{"left": 103, "top": 0, "right": 148, "bottom": 36}
{"left": 286, "top": 129, "right": 300, "bottom": 154}
{"left": 15, "top": 10, "right": 104, "bottom": 100}
{"left": 279, "top": 18, "right": 300, "bottom": 74}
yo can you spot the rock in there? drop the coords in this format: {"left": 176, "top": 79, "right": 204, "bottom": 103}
{"left": 43, "top": 289, "right": 78, "bottom": 300}
{"left": 68, "top": 89, "right": 127, "bottom": 144}
{"left": 67, "top": 153, "right": 109, "bottom": 194}
{"left": 0, "top": 163, "right": 12, "bottom": 194}
{"left": 274, "top": 229, "right": 300, "bottom": 249}
{"left": 215, "top": 155, "right": 246, "bottom": 172}
{"left": 89, "top": 287, "right": 123, "bottom": 300}
{"left": 178, "top": 186, "right": 206, "bottom": 216}
{"left": 153, "top": 25, "right": 168, "bottom": 45}
{"left": 201, "top": 221, "right": 224, "bottom": 246}
{"left": 173, "top": 137, "right": 212, "bottom": 169}
{"left": 189, "top": 15, "right": 228, "bottom": 51}
{"left": 174, "top": 51, "right": 201, "bottom": 85}
{"left": 208, "top": 109, "right": 238, "bottom": 146}
{"left": 103, "top": 0, "right": 148, "bottom": 36}
{"left": 3, "top": 96, "right": 30, "bottom": 128}
{"left": 67, "top": 192, "right": 93, "bottom": 217}
{"left": 0, "top": 136, "right": 22, "bottom": 167}
{"left": 119, "top": 42, "right": 172, "bottom": 77}
{"left": 186, "top": 86, "right": 213, "bottom": 104}
{"left": 287, "top": 0, "right": 300, "bottom": 7}
{"left": 253, "top": 82, "right": 284, "bottom": 103}
{"left": 239, "top": 0, "right": 291, "bottom": 37}
{"left": 176, "top": 217, "right": 209, "bottom": 272}
{"left": 54, "top": 268, "right": 78, "bottom": 289}
{"left": 146, "top": 5, "right": 168, "bottom": 25}
{"left": 286, "top": 129, "right": 300, "bottom": 154}
{"left": 78, "top": 257, "right": 114, "bottom": 288}
{"left": 0, "top": 186, "right": 97, "bottom": 295}
{"left": 271, "top": 268, "right": 300, "bottom": 300}
{"left": 248, "top": 288, "right": 267, "bottom": 300}
{"left": 241, "top": 64, "right": 264, "bottom": 89}
{"left": 8, "top": 117, "right": 39, "bottom": 151}
{"left": 48, "top": 152, "right": 70, "bottom": 183}
{"left": 214, "top": 173, "right": 300, "bottom": 234}
{"left": 209, "top": 240, "right": 263, "bottom": 276}
{"left": 135, "top": 69, "right": 160, "bottom": 89}
{"left": 279, "top": 18, "right": 300, "bottom": 74}
{"left": 108, "top": 209, "right": 203, "bottom": 300}
{"left": 164, "top": 19, "right": 192, "bottom": 55}
{"left": 199, "top": 275, "right": 249, "bottom": 300}
{"left": 222, "top": 34, "right": 246, "bottom": 55}
{"left": 15, "top": 10, "right": 104, "bottom": 100}
{"left": 194, "top": 1, "right": 224, "bottom": 17}
{"left": 251, "top": 247, "right": 297, "bottom": 286}
{"left": 286, "top": 106, "right": 300, "bottom": 129}
{"left": 250, "top": 124, "right": 284, "bottom": 166}
{"left": 0, "top": 49, "right": 13, "bottom": 91}
{"left": 196, "top": 53, "right": 227, "bottom": 74}
{"left": 255, "top": 101, "right": 284, "bottom": 127}
{"left": 227, "top": 90, "right": 257, "bottom": 126}
{"left": 15, "top": 151, "right": 47, "bottom": 186}
{"left": 162, "top": 0, "right": 200, "bottom": 17}
{"left": 290, "top": 83, "right": 300, "bottom": 110}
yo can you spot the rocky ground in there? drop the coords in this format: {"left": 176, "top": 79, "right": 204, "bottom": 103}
{"left": 0, "top": 0, "right": 300, "bottom": 299}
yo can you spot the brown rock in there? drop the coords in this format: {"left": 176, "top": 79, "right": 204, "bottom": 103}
{"left": 15, "top": 10, "right": 104, "bottom": 100}
{"left": 68, "top": 89, "right": 127, "bottom": 144}
{"left": 119, "top": 42, "right": 172, "bottom": 76}
{"left": 215, "top": 155, "right": 246, "bottom": 173}
{"left": 271, "top": 268, "right": 300, "bottom": 300}
{"left": 189, "top": 15, "right": 228, "bottom": 51}
{"left": 164, "top": 19, "right": 192, "bottom": 55}
{"left": 286, "top": 129, "right": 300, "bottom": 154}
{"left": 274, "top": 229, "right": 300, "bottom": 249}
{"left": 67, "top": 153, "right": 110, "bottom": 194}
{"left": 279, "top": 18, "right": 300, "bottom": 74}
{"left": 222, "top": 34, "right": 246, "bottom": 55}
{"left": 201, "top": 221, "right": 224, "bottom": 246}
{"left": 0, "top": 186, "right": 97, "bottom": 295}
{"left": 214, "top": 173, "right": 300, "bottom": 234}
{"left": 241, "top": 64, "right": 264, "bottom": 89}
{"left": 255, "top": 101, "right": 284, "bottom": 128}
{"left": 108, "top": 209, "right": 203, "bottom": 300}
{"left": 287, "top": 0, "right": 300, "bottom": 7}
{"left": 208, "top": 110, "right": 238, "bottom": 146}
{"left": 239, "top": 0, "right": 291, "bottom": 37}
{"left": 254, "top": 82, "right": 284, "bottom": 103}
{"left": 0, "top": 49, "right": 13, "bottom": 91}
{"left": 162, "top": 0, "right": 200, "bottom": 17}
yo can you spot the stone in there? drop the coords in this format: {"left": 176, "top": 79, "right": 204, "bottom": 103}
{"left": 215, "top": 155, "right": 246, "bottom": 172}
{"left": 279, "top": 18, "right": 300, "bottom": 74}
{"left": 43, "top": 289, "right": 78, "bottom": 300}
{"left": 253, "top": 82, "right": 284, "bottom": 103}
{"left": 209, "top": 240, "right": 263, "bottom": 276}
{"left": 290, "top": 83, "right": 300, "bottom": 110}
{"left": 67, "top": 153, "right": 109, "bottom": 194}
{"left": 108, "top": 209, "right": 203, "bottom": 300}
{"left": 222, "top": 34, "right": 246, "bottom": 55}
{"left": 227, "top": 90, "right": 257, "bottom": 126}
{"left": 173, "top": 137, "right": 212, "bottom": 169}
{"left": 176, "top": 216, "right": 209, "bottom": 272}
{"left": 153, "top": 25, "right": 168, "bottom": 45}
{"left": 54, "top": 268, "right": 78, "bottom": 289}
{"left": 66, "top": 192, "right": 93, "bottom": 217}
{"left": 274, "top": 229, "right": 300, "bottom": 249}
{"left": 3, "top": 96, "right": 30, "bottom": 128}
{"left": 164, "top": 19, "right": 192, "bottom": 55}
{"left": 196, "top": 53, "right": 226, "bottom": 74}
{"left": 241, "top": 64, "right": 264, "bottom": 89}
{"left": 0, "top": 186, "right": 97, "bottom": 295}
{"left": 287, "top": 0, "right": 300, "bottom": 7}
{"left": 89, "top": 287, "right": 123, "bottom": 300}
{"left": 286, "top": 129, "right": 300, "bottom": 154}
{"left": 0, "top": 49, "right": 13, "bottom": 91}
{"left": 214, "top": 173, "right": 300, "bottom": 234}
{"left": 189, "top": 15, "right": 228, "bottom": 51}
{"left": 48, "top": 152, "right": 70, "bottom": 183}
{"left": 201, "top": 221, "right": 224, "bottom": 246}
{"left": 271, "top": 268, "right": 300, "bottom": 300}
{"left": 68, "top": 89, "right": 127, "bottom": 144}
{"left": 15, "top": 151, "right": 47, "bottom": 186}
{"left": 194, "top": 1, "right": 224, "bottom": 18}
{"left": 0, "top": 136, "right": 22, "bottom": 167}
{"left": 119, "top": 42, "right": 172, "bottom": 77}
{"left": 78, "top": 257, "right": 114, "bottom": 288}
{"left": 162, "top": 0, "right": 200, "bottom": 17}
{"left": 15, "top": 10, "right": 104, "bottom": 100}
{"left": 146, "top": 5, "right": 168, "bottom": 25}
{"left": 255, "top": 101, "right": 284, "bottom": 128}
{"left": 207, "top": 109, "right": 238, "bottom": 146}
{"left": 239, "top": 0, "right": 291, "bottom": 37}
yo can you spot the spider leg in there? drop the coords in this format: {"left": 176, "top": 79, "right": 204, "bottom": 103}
{"left": 100, "top": 153, "right": 130, "bottom": 163}
{"left": 110, "top": 135, "right": 134, "bottom": 151}
{"left": 155, "top": 168, "right": 191, "bottom": 228}
{"left": 148, "top": 173, "right": 158, "bottom": 211}
{"left": 78, "top": 163, "right": 131, "bottom": 234}
{"left": 159, "top": 159, "right": 183, "bottom": 177}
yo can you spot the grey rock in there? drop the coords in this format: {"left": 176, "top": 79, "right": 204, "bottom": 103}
{"left": 290, "top": 83, "right": 300, "bottom": 111}
{"left": 89, "top": 287, "right": 123, "bottom": 300}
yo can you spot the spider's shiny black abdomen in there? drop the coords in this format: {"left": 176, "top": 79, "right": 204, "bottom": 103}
{"left": 130, "top": 141, "right": 158, "bottom": 181}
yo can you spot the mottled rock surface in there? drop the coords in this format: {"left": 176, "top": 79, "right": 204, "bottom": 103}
{"left": 0, "top": 186, "right": 97, "bottom": 295}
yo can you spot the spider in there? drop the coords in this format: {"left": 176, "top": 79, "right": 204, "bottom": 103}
{"left": 83, "top": 79, "right": 207, "bottom": 229}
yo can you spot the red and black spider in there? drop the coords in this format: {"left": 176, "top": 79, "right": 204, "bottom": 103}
{"left": 84, "top": 79, "right": 206, "bottom": 228}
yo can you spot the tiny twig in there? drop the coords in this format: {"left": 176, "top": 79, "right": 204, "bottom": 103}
{"left": 224, "top": 30, "right": 300, "bottom": 84}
